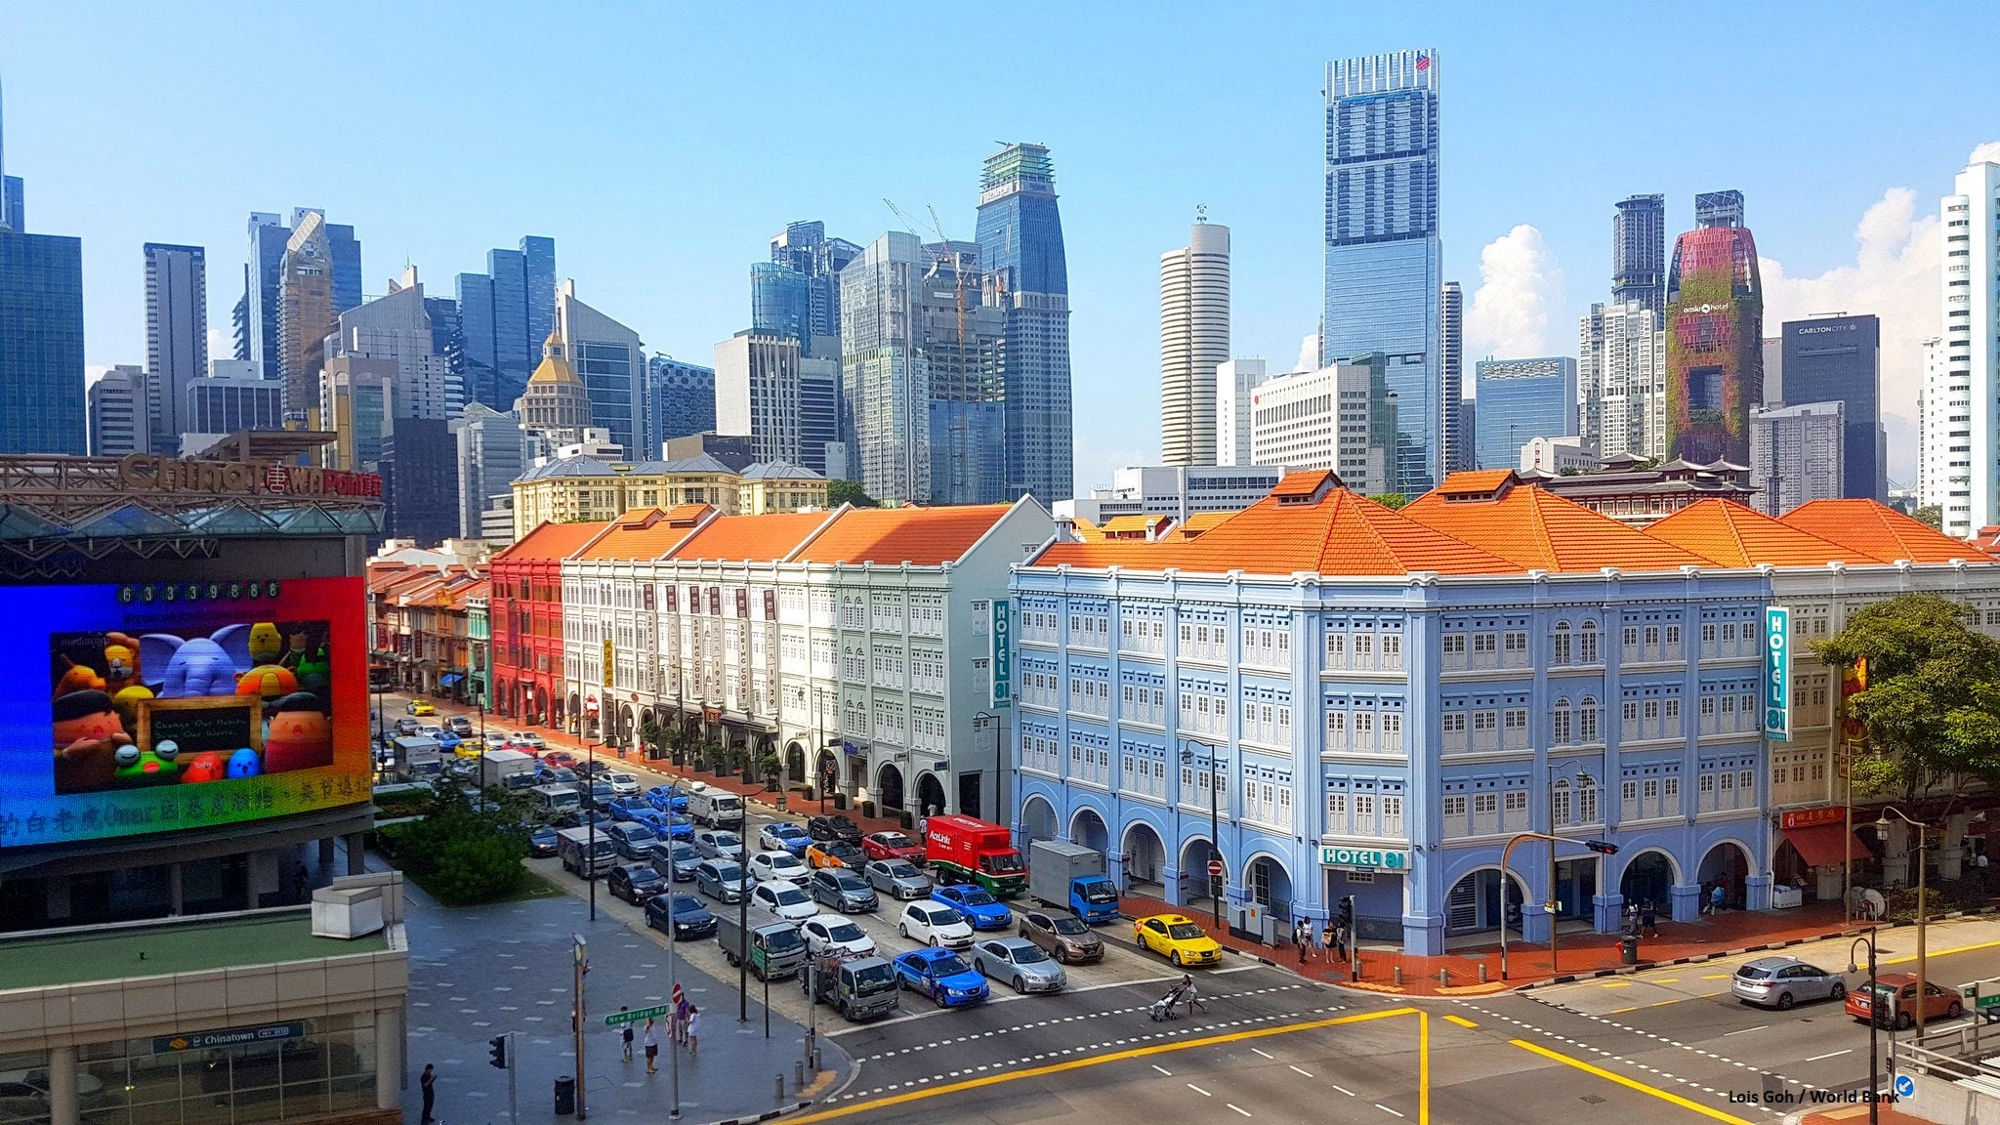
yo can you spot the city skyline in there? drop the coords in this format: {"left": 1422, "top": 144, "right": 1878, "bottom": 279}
{"left": 4, "top": 7, "right": 1998, "bottom": 491}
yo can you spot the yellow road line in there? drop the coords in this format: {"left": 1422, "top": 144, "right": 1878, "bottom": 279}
{"left": 1444, "top": 1014, "right": 1478, "bottom": 1028}
{"left": 1511, "top": 1038, "right": 1753, "bottom": 1124}
{"left": 788, "top": 1007, "right": 1428, "bottom": 1125}
{"left": 1882, "top": 936, "right": 2000, "bottom": 967}
{"left": 1701, "top": 974, "right": 1731, "bottom": 980}
{"left": 1601, "top": 980, "right": 1633, "bottom": 988}
{"left": 1648, "top": 977, "right": 1680, "bottom": 984}
{"left": 1609, "top": 1006, "right": 1638, "bottom": 1013}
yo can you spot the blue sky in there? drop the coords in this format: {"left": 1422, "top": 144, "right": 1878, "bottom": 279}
{"left": 6, "top": 2, "right": 1997, "bottom": 488}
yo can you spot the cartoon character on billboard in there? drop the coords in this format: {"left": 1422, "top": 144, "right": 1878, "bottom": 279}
{"left": 248, "top": 623, "right": 285, "bottom": 665}
{"left": 236, "top": 663, "right": 299, "bottom": 702}
{"left": 180, "top": 751, "right": 229, "bottom": 783}
{"left": 141, "top": 624, "right": 255, "bottom": 697}
{"left": 104, "top": 631, "right": 155, "bottom": 723}
{"left": 226, "top": 748, "right": 264, "bottom": 778}
{"left": 113, "top": 739, "right": 181, "bottom": 786}
{"left": 53, "top": 689, "right": 135, "bottom": 793}
{"left": 262, "top": 691, "right": 333, "bottom": 773}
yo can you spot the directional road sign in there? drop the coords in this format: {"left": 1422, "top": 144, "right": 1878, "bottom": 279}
{"left": 603, "top": 1004, "right": 671, "bottom": 1026}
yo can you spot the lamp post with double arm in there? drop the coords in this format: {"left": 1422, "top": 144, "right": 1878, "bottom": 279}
{"left": 1876, "top": 807, "right": 1935, "bottom": 1031}
{"left": 1847, "top": 933, "right": 1882, "bottom": 1125}
{"left": 1181, "top": 741, "right": 1222, "bottom": 932}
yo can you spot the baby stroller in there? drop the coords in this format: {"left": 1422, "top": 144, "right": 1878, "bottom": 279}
{"left": 1148, "top": 987, "right": 1184, "bottom": 1022}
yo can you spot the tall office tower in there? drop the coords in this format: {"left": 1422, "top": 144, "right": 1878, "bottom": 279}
{"left": 977, "top": 141, "right": 1074, "bottom": 504}
{"left": 1159, "top": 221, "right": 1231, "bottom": 465}
{"left": 556, "top": 281, "right": 647, "bottom": 457}
{"left": 768, "top": 220, "right": 860, "bottom": 356}
{"left": 1249, "top": 362, "right": 1388, "bottom": 492}
{"left": 275, "top": 213, "right": 335, "bottom": 415}
{"left": 244, "top": 213, "right": 288, "bottom": 373}
{"left": 185, "top": 360, "right": 284, "bottom": 444}
{"left": 456, "top": 236, "right": 557, "bottom": 410}
{"left": 1943, "top": 159, "right": 1999, "bottom": 535}
{"left": 1781, "top": 314, "right": 1883, "bottom": 499}
{"left": 840, "top": 231, "right": 931, "bottom": 503}
{"left": 920, "top": 240, "right": 1008, "bottom": 505}
{"left": 87, "top": 366, "right": 150, "bottom": 456}
{"left": 142, "top": 243, "right": 208, "bottom": 451}
{"left": 798, "top": 356, "right": 841, "bottom": 477}
{"left": 425, "top": 293, "right": 464, "bottom": 410}
{"left": 714, "top": 330, "right": 803, "bottom": 465}
{"left": 1918, "top": 336, "right": 1962, "bottom": 528}
{"left": 1762, "top": 336, "right": 1784, "bottom": 405}
{"left": 522, "top": 236, "right": 556, "bottom": 349}
{"left": 1578, "top": 301, "right": 1666, "bottom": 458}
{"left": 750, "top": 262, "right": 810, "bottom": 346}
{"left": 521, "top": 328, "right": 593, "bottom": 445}
{"left": 649, "top": 355, "right": 716, "bottom": 449}
{"left": 1323, "top": 49, "right": 1442, "bottom": 492}
{"left": 1214, "top": 358, "right": 1268, "bottom": 466}
{"left": 1440, "top": 281, "right": 1465, "bottom": 471}
{"left": 0, "top": 225, "right": 85, "bottom": 453}
{"left": 454, "top": 402, "right": 526, "bottom": 538}
{"left": 1749, "top": 401, "right": 1845, "bottom": 515}
{"left": 230, "top": 284, "right": 251, "bottom": 361}
{"left": 318, "top": 357, "right": 396, "bottom": 471}
{"left": 382, "top": 417, "right": 458, "bottom": 545}
{"left": 1472, "top": 357, "right": 1579, "bottom": 469}
{"left": 0, "top": 73, "right": 19, "bottom": 232}
{"left": 329, "top": 267, "right": 454, "bottom": 420}
{"left": 1612, "top": 194, "right": 1667, "bottom": 316}
{"left": 1664, "top": 191, "right": 1762, "bottom": 463}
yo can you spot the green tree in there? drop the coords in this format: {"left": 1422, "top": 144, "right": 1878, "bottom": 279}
{"left": 828, "top": 479, "right": 881, "bottom": 508}
{"left": 1914, "top": 504, "right": 1943, "bottom": 530}
{"left": 1815, "top": 593, "right": 2000, "bottom": 799}
{"left": 1367, "top": 492, "right": 1409, "bottom": 510}
{"left": 379, "top": 776, "right": 530, "bottom": 905}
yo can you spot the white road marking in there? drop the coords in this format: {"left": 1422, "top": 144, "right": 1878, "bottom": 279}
{"left": 1152, "top": 1065, "right": 1173, "bottom": 1076}
{"left": 1723, "top": 1025, "right": 1767, "bottom": 1036}
{"left": 1806, "top": 1049, "right": 1853, "bottom": 1062}
{"left": 1250, "top": 1047, "right": 1275, "bottom": 1059}
{"left": 1376, "top": 1105, "right": 1405, "bottom": 1118}
{"left": 1289, "top": 1065, "right": 1314, "bottom": 1077}
{"left": 1330, "top": 1084, "right": 1355, "bottom": 1096}
{"left": 1227, "top": 1104, "right": 1253, "bottom": 1118}
{"left": 1188, "top": 1083, "right": 1212, "bottom": 1097}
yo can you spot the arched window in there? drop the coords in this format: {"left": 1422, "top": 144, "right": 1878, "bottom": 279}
{"left": 1552, "top": 621, "right": 1573, "bottom": 665}
{"left": 1579, "top": 620, "right": 1600, "bottom": 664}
{"left": 1551, "top": 779, "right": 1573, "bottom": 827}
{"left": 1552, "top": 697, "right": 1573, "bottom": 745}
{"left": 1578, "top": 696, "right": 1600, "bottom": 744}
{"left": 1576, "top": 773, "right": 1599, "bottom": 824}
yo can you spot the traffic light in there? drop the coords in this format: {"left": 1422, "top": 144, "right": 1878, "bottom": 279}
{"left": 1336, "top": 895, "right": 1355, "bottom": 930}
{"left": 488, "top": 1035, "right": 508, "bottom": 1070}
{"left": 1584, "top": 839, "right": 1619, "bottom": 855}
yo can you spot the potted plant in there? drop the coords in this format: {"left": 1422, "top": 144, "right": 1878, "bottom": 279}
{"left": 862, "top": 799, "right": 876, "bottom": 819}
{"left": 899, "top": 810, "right": 914, "bottom": 830}
{"left": 758, "top": 752, "right": 782, "bottom": 790}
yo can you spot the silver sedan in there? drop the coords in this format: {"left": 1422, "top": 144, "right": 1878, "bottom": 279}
{"left": 1731, "top": 956, "right": 1847, "bottom": 1010}
{"left": 864, "top": 858, "right": 933, "bottom": 900}
{"left": 971, "top": 937, "right": 1068, "bottom": 994}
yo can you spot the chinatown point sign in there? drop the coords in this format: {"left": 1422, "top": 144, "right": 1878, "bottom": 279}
{"left": 119, "top": 453, "right": 382, "bottom": 500}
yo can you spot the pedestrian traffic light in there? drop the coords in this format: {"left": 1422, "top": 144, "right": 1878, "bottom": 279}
{"left": 1584, "top": 839, "right": 1619, "bottom": 855}
{"left": 488, "top": 1035, "right": 507, "bottom": 1070}
{"left": 1336, "top": 895, "right": 1355, "bottom": 929}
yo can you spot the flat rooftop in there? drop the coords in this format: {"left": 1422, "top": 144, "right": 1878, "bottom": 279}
{"left": 0, "top": 910, "right": 390, "bottom": 991}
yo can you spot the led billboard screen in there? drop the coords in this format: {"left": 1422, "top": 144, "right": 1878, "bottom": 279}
{"left": 2, "top": 577, "right": 370, "bottom": 848}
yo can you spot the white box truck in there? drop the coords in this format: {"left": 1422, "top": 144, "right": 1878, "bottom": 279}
{"left": 478, "top": 748, "right": 539, "bottom": 790}
{"left": 1027, "top": 840, "right": 1121, "bottom": 923}
{"left": 687, "top": 783, "right": 745, "bottom": 829}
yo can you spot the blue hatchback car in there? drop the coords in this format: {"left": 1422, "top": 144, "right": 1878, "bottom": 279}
{"left": 931, "top": 885, "right": 1012, "bottom": 931}
{"left": 759, "top": 822, "right": 812, "bottom": 857}
{"left": 646, "top": 785, "right": 689, "bottom": 813}
{"left": 892, "top": 948, "right": 988, "bottom": 1008}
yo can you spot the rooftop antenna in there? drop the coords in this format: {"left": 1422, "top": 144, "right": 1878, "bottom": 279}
{"left": 1195, "top": 204, "right": 1209, "bottom": 224}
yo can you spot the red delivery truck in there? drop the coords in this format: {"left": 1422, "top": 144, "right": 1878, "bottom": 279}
{"left": 924, "top": 814, "right": 1027, "bottom": 896}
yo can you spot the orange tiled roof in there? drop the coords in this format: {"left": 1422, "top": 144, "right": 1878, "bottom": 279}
{"left": 576, "top": 507, "right": 710, "bottom": 562}
{"left": 792, "top": 503, "right": 1016, "bottom": 566}
{"left": 1062, "top": 516, "right": 1105, "bottom": 542}
{"left": 1098, "top": 514, "right": 1158, "bottom": 535}
{"left": 1269, "top": 470, "right": 1335, "bottom": 499}
{"left": 662, "top": 503, "right": 714, "bottom": 527}
{"left": 494, "top": 520, "right": 608, "bottom": 563}
{"left": 665, "top": 510, "right": 836, "bottom": 563}
{"left": 1402, "top": 478, "right": 1719, "bottom": 573}
{"left": 1780, "top": 500, "right": 1981, "bottom": 564}
{"left": 1174, "top": 511, "right": 1240, "bottom": 538}
{"left": 1643, "top": 500, "right": 1879, "bottom": 567}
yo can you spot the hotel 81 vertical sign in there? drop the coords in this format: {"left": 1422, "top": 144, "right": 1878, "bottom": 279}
{"left": 1765, "top": 606, "right": 1791, "bottom": 741}
{"left": 990, "top": 599, "right": 1012, "bottom": 708}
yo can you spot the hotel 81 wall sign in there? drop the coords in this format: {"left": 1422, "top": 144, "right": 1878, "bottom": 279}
{"left": 1765, "top": 606, "right": 1791, "bottom": 741}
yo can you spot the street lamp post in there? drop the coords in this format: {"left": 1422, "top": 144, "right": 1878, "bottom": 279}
{"left": 587, "top": 729, "right": 598, "bottom": 922}
{"left": 1877, "top": 807, "right": 1933, "bottom": 1031}
{"left": 1848, "top": 934, "right": 1881, "bottom": 1125}
{"left": 974, "top": 711, "right": 1000, "bottom": 825}
{"left": 1181, "top": 742, "right": 1222, "bottom": 932}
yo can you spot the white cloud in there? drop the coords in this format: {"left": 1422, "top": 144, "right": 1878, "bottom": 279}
{"left": 1758, "top": 184, "right": 1942, "bottom": 487}
{"left": 1465, "top": 224, "right": 1566, "bottom": 360}
{"left": 207, "top": 328, "right": 229, "bottom": 363}
{"left": 1969, "top": 140, "right": 2000, "bottom": 165}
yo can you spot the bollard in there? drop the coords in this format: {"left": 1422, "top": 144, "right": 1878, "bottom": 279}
{"left": 775, "top": 1074, "right": 786, "bottom": 1101}
{"left": 1393, "top": 963, "right": 1402, "bottom": 985}
{"left": 795, "top": 1061, "right": 806, "bottom": 1090}
{"left": 1479, "top": 962, "right": 1488, "bottom": 983}
{"left": 1440, "top": 967, "right": 1449, "bottom": 986}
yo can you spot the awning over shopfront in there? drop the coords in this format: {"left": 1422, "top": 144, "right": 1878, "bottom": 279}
{"left": 438, "top": 673, "right": 463, "bottom": 686}
{"left": 1785, "top": 823, "right": 1872, "bottom": 868}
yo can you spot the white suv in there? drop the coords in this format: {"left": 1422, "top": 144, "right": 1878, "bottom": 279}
{"left": 748, "top": 850, "right": 810, "bottom": 884}
{"left": 898, "top": 901, "right": 974, "bottom": 949}
{"left": 510, "top": 731, "right": 546, "bottom": 750}
{"left": 749, "top": 879, "right": 819, "bottom": 921}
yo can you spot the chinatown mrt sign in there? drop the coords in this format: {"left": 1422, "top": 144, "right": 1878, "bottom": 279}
{"left": 119, "top": 453, "right": 382, "bottom": 499}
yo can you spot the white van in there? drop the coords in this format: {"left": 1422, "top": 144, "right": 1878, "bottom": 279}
{"left": 687, "top": 784, "right": 745, "bottom": 829}
{"left": 557, "top": 826, "right": 616, "bottom": 878}
{"left": 531, "top": 783, "right": 581, "bottom": 816}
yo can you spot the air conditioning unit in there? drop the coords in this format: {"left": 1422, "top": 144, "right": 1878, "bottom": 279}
{"left": 311, "top": 885, "right": 385, "bottom": 939}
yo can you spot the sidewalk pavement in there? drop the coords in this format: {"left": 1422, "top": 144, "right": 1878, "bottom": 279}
{"left": 1788, "top": 1104, "right": 1923, "bottom": 1125}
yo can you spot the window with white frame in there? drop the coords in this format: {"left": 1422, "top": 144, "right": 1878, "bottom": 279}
{"left": 1441, "top": 709, "right": 1468, "bottom": 753}
{"left": 1502, "top": 787, "right": 1529, "bottom": 832}
{"left": 1380, "top": 707, "right": 1404, "bottom": 752}
{"left": 909, "top": 593, "right": 944, "bottom": 638}
{"left": 1473, "top": 791, "right": 1499, "bottom": 835}
{"left": 1326, "top": 789, "right": 1349, "bottom": 835}
{"left": 1552, "top": 779, "right": 1573, "bottom": 827}
{"left": 1503, "top": 629, "right": 1529, "bottom": 667}
{"left": 1578, "top": 696, "right": 1600, "bottom": 743}
{"left": 873, "top": 700, "right": 905, "bottom": 745}
{"left": 1325, "top": 628, "right": 1348, "bottom": 670}
{"left": 1441, "top": 792, "right": 1467, "bottom": 839}
{"left": 1325, "top": 706, "right": 1348, "bottom": 750}
{"left": 1380, "top": 792, "right": 1403, "bottom": 837}
{"left": 1442, "top": 632, "right": 1467, "bottom": 671}
{"left": 1552, "top": 621, "right": 1572, "bottom": 665}
{"left": 1503, "top": 706, "right": 1529, "bottom": 750}
{"left": 1552, "top": 698, "right": 1573, "bottom": 745}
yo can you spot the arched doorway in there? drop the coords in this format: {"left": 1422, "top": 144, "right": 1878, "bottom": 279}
{"left": 785, "top": 741, "right": 807, "bottom": 784}
{"left": 1071, "top": 808, "right": 1108, "bottom": 854}
{"left": 1244, "top": 853, "right": 1293, "bottom": 920}
{"left": 1618, "top": 849, "right": 1677, "bottom": 909}
{"left": 1179, "top": 837, "right": 1225, "bottom": 911}
{"left": 1122, "top": 822, "right": 1166, "bottom": 888}
{"left": 877, "top": 764, "right": 906, "bottom": 812}
{"left": 619, "top": 704, "right": 636, "bottom": 749}
{"left": 915, "top": 771, "right": 947, "bottom": 817}
{"left": 1020, "top": 796, "right": 1057, "bottom": 843}
{"left": 1698, "top": 841, "right": 1752, "bottom": 910}
{"left": 1443, "top": 868, "right": 1530, "bottom": 936}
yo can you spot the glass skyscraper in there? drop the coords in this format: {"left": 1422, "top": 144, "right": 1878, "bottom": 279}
{"left": 1322, "top": 50, "right": 1441, "bottom": 494}
{"left": 1472, "top": 357, "right": 1579, "bottom": 470}
{"left": 976, "top": 142, "right": 1072, "bottom": 504}
{"left": 243, "top": 209, "right": 361, "bottom": 377}
{"left": 456, "top": 236, "right": 557, "bottom": 411}
{"left": 649, "top": 355, "right": 717, "bottom": 445}
{"left": 1781, "top": 314, "right": 1882, "bottom": 499}
{"left": 1613, "top": 194, "right": 1666, "bottom": 317}
{"left": 750, "top": 261, "right": 810, "bottom": 346}
{"left": 767, "top": 221, "right": 859, "bottom": 356}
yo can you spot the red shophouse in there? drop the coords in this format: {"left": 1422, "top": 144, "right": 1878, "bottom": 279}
{"left": 490, "top": 521, "right": 606, "bottom": 730}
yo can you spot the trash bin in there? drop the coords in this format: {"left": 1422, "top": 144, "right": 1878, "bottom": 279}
{"left": 554, "top": 1076, "right": 576, "bottom": 1116}
{"left": 1620, "top": 936, "right": 1639, "bottom": 966}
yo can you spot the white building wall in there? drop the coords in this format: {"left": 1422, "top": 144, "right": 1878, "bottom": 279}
{"left": 1248, "top": 363, "right": 1376, "bottom": 491}
{"left": 1919, "top": 335, "right": 1960, "bottom": 520}
{"left": 1943, "top": 162, "right": 1998, "bottom": 537}
{"left": 714, "top": 332, "right": 802, "bottom": 465}
{"left": 1160, "top": 223, "right": 1231, "bottom": 466}
{"left": 1579, "top": 301, "right": 1665, "bottom": 459}
{"left": 1214, "top": 357, "right": 1267, "bottom": 467}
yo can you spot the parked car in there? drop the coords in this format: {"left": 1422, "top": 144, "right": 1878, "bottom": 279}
{"left": 604, "top": 772, "right": 642, "bottom": 797}
{"left": 748, "top": 850, "right": 812, "bottom": 885}
{"left": 526, "top": 824, "right": 561, "bottom": 858}
{"left": 865, "top": 859, "right": 934, "bottom": 901}
{"left": 405, "top": 699, "right": 435, "bottom": 716}
{"left": 1019, "top": 910, "right": 1104, "bottom": 964}
{"left": 535, "top": 767, "right": 579, "bottom": 786}
{"left": 800, "top": 914, "right": 877, "bottom": 958}
{"left": 483, "top": 732, "right": 509, "bottom": 750}
{"left": 542, "top": 751, "right": 580, "bottom": 772}
{"left": 1732, "top": 956, "right": 1847, "bottom": 1010}
{"left": 891, "top": 948, "right": 988, "bottom": 1009}
{"left": 608, "top": 862, "right": 668, "bottom": 905}
{"left": 861, "top": 830, "right": 924, "bottom": 862}
{"left": 650, "top": 811, "right": 695, "bottom": 841}
{"left": 759, "top": 823, "right": 813, "bottom": 856}
{"left": 807, "top": 841, "right": 866, "bottom": 870}
{"left": 603, "top": 821, "right": 659, "bottom": 861}
{"left": 437, "top": 731, "right": 464, "bottom": 753}
{"left": 750, "top": 879, "right": 820, "bottom": 921}
{"left": 1847, "top": 971, "right": 1963, "bottom": 1029}
{"left": 971, "top": 937, "right": 1067, "bottom": 994}
{"left": 606, "top": 797, "right": 651, "bottom": 822}
{"left": 694, "top": 859, "right": 752, "bottom": 904}
{"left": 807, "top": 814, "right": 863, "bottom": 843}
{"left": 808, "top": 868, "right": 879, "bottom": 914}
{"left": 446, "top": 714, "right": 474, "bottom": 734}
{"left": 647, "top": 785, "right": 690, "bottom": 812}
{"left": 552, "top": 809, "right": 611, "bottom": 830}
{"left": 510, "top": 731, "right": 546, "bottom": 749}
{"left": 932, "top": 885, "right": 1011, "bottom": 931}
{"left": 898, "top": 900, "right": 974, "bottom": 949}
{"left": 573, "top": 760, "right": 612, "bottom": 779}
{"left": 694, "top": 830, "right": 745, "bottom": 860}
{"left": 394, "top": 717, "right": 422, "bottom": 736}
{"left": 644, "top": 892, "right": 717, "bottom": 940}
{"left": 650, "top": 841, "right": 704, "bottom": 883}
{"left": 1133, "top": 913, "right": 1222, "bottom": 968}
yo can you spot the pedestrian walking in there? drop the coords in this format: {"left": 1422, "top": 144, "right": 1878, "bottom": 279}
{"left": 1179, "top": 974, "right": 1206, "bottom": 1016}
{"left": 295, "top": 861, "right": 311, "bottom": 901}
{"left": 686, "top": 1006, "right": 700, "bottom": 1054}
{"left": 1623, "top": 901, "right": 1639, "bottom": 935}
{"left": 674, "top": 995, "right": 692, "bottom": 1045}
{"left": 1322, "top": 921, "right": 1338, "bottom": 961}
{"left": 642, "top": 1018, "right": 659, "bottom": 1075}
{"left": 619, "top": 1007, "right": 633, "bottom": 1062}
{"left": 1709, "top": 883, "right": 1726, "bottom": 916}
{"left": 1640, "top": 900, "right": 1659, "bottom": 939}
{"left": 1295, "top": 921, "right": 1309, "bottom": 967}
{"left": 419, "top": 1064, "right": 436, "bottom": 1125}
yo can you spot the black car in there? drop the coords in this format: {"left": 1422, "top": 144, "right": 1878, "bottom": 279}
{"left": 536, "top": 767, "right": 579, "bottom": 785}
{"left": 650, "top": 841, "right": 704, "bottom": 882}
{"left": 808, "top": 814, "right": 863, "bottom": 843}
{"left": 554, "top": 809, "right": 612, "bottom": 830}
{"left": 574, "top": 760, "right": 612, "bottom": 780}
{"left": 608, "top": 863, "right": 667, "bottom": 905}
{"left": 644, "top": 893, "right": 717, "bottom": 940}
{"left": 527, "top": 825, "right": 560, "bottom": 858}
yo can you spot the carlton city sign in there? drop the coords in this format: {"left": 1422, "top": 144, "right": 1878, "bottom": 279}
{"left": 118, "top": 453, "right": 382, "bottom": 499}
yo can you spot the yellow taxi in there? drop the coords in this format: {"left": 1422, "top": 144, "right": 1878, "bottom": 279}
{"left": 406, "top": 699, "right": 436, "bottom": 716}
{"left": 806, "top": 840, "right": 865, "bottom": 869}
{"left": 1133, "top": 913, "right": 1223, "bottom": 967}
{"left": 453, "top": 740, "right": 485, "bottom": 759}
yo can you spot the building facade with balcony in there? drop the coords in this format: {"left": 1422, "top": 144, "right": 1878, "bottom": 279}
{"left": 490, "top": 521, "right": 607, "bottom": 731}
{"left": 510, "top": 453, "right": 828, "bottom": 539}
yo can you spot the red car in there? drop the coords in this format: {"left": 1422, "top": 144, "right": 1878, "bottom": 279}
{"left": 862, "top": 831, "right": 925, "bottom": 862}
{"left": 540, "top": 750, "right": 580, "bottom": 771}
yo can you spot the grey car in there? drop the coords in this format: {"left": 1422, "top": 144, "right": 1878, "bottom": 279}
{"left": 650, "top": 841, "right": 703, "bottom": 882}
{"left": 1731, "top": 956, "right": 1847, "bottom": 1010}
{"left": 864, "top": 858, "right": 932, "bottom": 900}
{"left": 694, "top": 829, "right": 745, "bottom": 860}
{"left": 809, "top": 868, "right": 879, "bottom": 914}
{"left": 693, "top": 859, "right": 752, "bottom": 904}
{"left": 970, "top": 937, "right": 1068, "bottom": 994}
